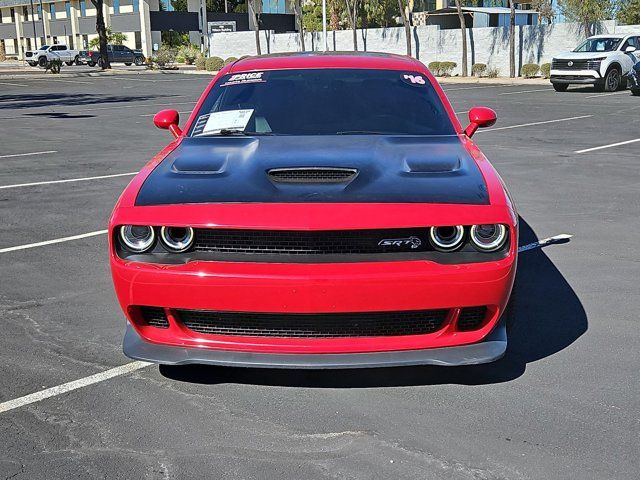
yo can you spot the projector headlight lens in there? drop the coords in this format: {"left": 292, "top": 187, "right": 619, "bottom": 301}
{"left": 119, "top": 225, "right": 155, "bottom": 253}
{"left": 429, "top": 225, "right": 465, "bottom": 252}
{"left": 160, "top": 226, "right": 194, "bottom": 253}
{"left": 470, "top": 224, "right": 508, "bottom": 252}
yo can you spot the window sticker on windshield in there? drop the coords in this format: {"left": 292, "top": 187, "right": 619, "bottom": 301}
{"left": 221, "top": 72, "right": 266, "bottom": 87}
{"left": 201, "top": 109, "right": 254, "bottom": 135}
{"left": 401, "top": 73, "right": 426, "bottom": 86}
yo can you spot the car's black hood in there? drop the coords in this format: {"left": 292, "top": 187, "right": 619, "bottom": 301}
{"left": 135, "top": 135, "right": 489, "bottom": 205}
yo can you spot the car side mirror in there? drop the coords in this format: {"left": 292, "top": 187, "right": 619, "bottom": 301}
{"left": 465, "top": 106, "right": 497, "bottom": 137}
{"left": 625, "top": 46, "right": 637, "bottom": 53}
{"left": 153, "top": 109, "right": 182, "bottom": 138}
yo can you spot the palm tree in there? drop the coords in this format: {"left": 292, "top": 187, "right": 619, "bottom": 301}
{"left": 397, "top": 0, "right": 412, "bottom": 56}
{"left": 89, "top": 0, "right": 110, "bottom": 69}
{"left": 509, "top": 0, "right": 515, "bottom": 78}
{"left": 344, "top": 0, "right": 359, "bottom": 51}
{"left": 248, "top": 0, "right": 261, "bottom": 55}
{"left": 454, "top": 0, "right": 467, "bottom": 76}
{"left": 291, "top": 0, "right": 305, "bottom": 51}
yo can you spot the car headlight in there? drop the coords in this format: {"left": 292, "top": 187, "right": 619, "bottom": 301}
{"left": 160, "top": 226, "right": 194, "bottom": 252}
{"left": 469, "top": 224, "right": 508, "bottom": 252}
{"left": 429, "top": 226, "right": 465, "bottom": 252}
{"left": 119, "top": 225, "right": 155, "bottom": 253}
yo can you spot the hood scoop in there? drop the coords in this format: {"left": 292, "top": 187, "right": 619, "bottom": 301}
{"left": 267, "top": 167, "right": 358, "bottom": 184}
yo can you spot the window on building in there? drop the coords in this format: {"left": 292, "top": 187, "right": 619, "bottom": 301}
{"left": 10, "top": 8, "right": 16, "bottom": 22}
{"left": 113, "top": 0, "right": 120, "bottom": 14}
{"left": 23, "top": 6, "right": 29, "bottom": 20}
{"left": 37, "top": 4, "right": 42, "bottom": 19}
{"left": 80, "top": 0, "right": 86, "bottom": 16}
{"left": 82, "top": 34, "right": 88, "bottom": 48}
{"left": 49, "top": 3, "right": 56, "bottom": 17}
{"left": 160, "top": 0, "right": 174, "bottom": 11}
{"left": 26, "top": 37, "right": 31, "bottom": 50}
{"left": 133, "top": 0, "right": 139, "bottom": 13}
{"left": 65, "top": 1, "right": 71, "bottom": 17}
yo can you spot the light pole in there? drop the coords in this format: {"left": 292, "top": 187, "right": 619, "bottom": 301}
{"left": 322, "top": 0, "right": 327, "bottom": 51}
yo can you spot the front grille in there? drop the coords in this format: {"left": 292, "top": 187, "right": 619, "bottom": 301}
{"left": 139, "top": 306, "right": 169, "bottom": 328}
{"left": 551, "top": 59, "right": 601, "bottom": 71}
{"left": 193, "top": 228, "right": 431, "bottom": 255}
{"left": 177, "top": 308, "right": 449, "bottom": 338}
{"left": 25, "top": 52, "right": 32, "bottom": 57}
{"left": 457, "top": 306, "right": 488, "bottom": 331}
{"left": 267, "top": 167, "right": 358, "bottom": 183}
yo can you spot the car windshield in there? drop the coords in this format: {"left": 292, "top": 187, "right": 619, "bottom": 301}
{"left": 39, "top": 45, "right": 50, "bottom": 50}
{"left": 573, "top": 38, "right": 622, "bottom": 52}
{"left": 189, "top": 68, "right": 455, "bottom": 137}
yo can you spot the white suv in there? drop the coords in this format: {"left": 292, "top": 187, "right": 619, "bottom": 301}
{"left": 550, "top": 34, "right": 640, "bottom": 92}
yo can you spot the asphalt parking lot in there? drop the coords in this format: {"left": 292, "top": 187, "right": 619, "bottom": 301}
{"left": 0, "top": 73, "right": 638, "bottom": 479}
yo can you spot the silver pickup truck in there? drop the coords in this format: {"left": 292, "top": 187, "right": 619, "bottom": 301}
{"left": 25, "top": 44, "right": 80, "bottom": 67}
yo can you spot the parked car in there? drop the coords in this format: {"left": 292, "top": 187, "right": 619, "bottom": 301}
{"left": 79, "top": 44, "right": 145, "bottom": 67}
{"left": 628, "top": 61, "right": 640, "bottom": 95}
{"left": 550, "top": 34, "right": 640, "bottom": 92}
{"left": 25, "top": 44, "right": 80, "bottom": 67}
{"left": 110, "top": 53, "right": 517, "bottom": 369}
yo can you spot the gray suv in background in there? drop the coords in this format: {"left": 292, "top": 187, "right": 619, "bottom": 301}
{"left": 78, "top": 44, "right": 145, "bottom": 67}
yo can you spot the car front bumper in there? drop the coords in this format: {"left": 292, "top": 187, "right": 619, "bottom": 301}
{"left": 123, "top": 317, "right": 508, "bottom": 368}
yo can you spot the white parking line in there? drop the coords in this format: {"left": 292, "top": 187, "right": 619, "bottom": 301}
{"left": 574, "top": 138, "right": 640, "bottom": 154}
{"left": 0, "top": 361, "right": 151, "bottom": 414}
{"left": 0, "top": 150, "right": 57, "bottom": 159}
{"left": 481, "top": 115, "right": 593, "bottom": 132}
{"left": 499, "top": 88, "right": 554, "bottom": 95}
{"left": 0, "top": 81, "right": 27, "bottom": 87}
{"left": 32, "top": 78, "right": 93, "bottom": 85}
{"left": 518, "top": 234, "right": 573, "bottom": 253}
{"left": 584, "top": 90, "right": 629, "bottom": 99}
{"left": 0, "top": 230, "right": 107, "bottom": 254}
{"left": 139, "top": 110, "right": 191, "bottom": 117}
{"left": 444, "top": 84, "right": 515, "bottom": 91}
{"left": 0, "top": 171, "right": 137, "bottom": 190}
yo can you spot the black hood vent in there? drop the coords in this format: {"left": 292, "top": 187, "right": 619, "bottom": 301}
{"left": 267, "top": 167, "right": 358, "bottom": 184}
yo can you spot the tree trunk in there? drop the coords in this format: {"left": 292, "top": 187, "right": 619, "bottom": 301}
{"left": 509, "top": 0, "right": 515, "bottom": 78}
{"left": 344, "top": 0, "right": 357, "bottom": 51}
{"left": 249, "top": 0, "right": 261, "bottom": 55}
{"left": 295, "top": 0, "right": 305, "bottom": 51}
{"left": 91, "top": 0, "right": 110, "bottom": 69}
{"left": 454, "top": 0, "right": 467, "bottom": 76}
{"left": 397, "top": 0, "right": 412, "bottom": 56}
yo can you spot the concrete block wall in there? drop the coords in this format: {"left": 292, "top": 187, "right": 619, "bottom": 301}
{"left": 209, "top": 20, "right": 640, "bottom": 76}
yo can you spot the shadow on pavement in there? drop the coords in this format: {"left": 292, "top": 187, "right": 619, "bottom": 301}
{"left": 159, "top": 217, "right": 587, "bottom": 387}
{"left": 0, "top": 93, "right": 177, "bottom": 110}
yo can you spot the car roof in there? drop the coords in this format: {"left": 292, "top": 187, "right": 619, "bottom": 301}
{"left": 228, "top": 52, "right": 425, "bottom": 73}
{"left": 588, "top": 34, "right": 628, "bottom": 39}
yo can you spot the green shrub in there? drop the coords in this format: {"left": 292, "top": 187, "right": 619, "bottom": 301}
{"left": 205, "top": 56, "right": 224, "bottom": 72}
{"left": 224, "top": 56, "right": 238, "bottom": 65}
{"left": 540, "top": 63, "right": 551, "bottom": 79}
{"left": 428, "top": 61, "right": 441, "bottom": 76}
{"left": 521, "top": 63, "right": 540, "bottom": 78}
{"left": 179, "top": 44, "right": 200, "bottom": 65}
{"left": 153, "top": 45, "right": 176, "bottom": 67}
{"left": 47, "top": 59, "right": 63, "bottom": 74}
{"left": 439, "top": 61, "right": 457, "bottom": 76}
{"left": 472, "top": 63, "right": 487, "bottom": 77}
{"left": 195, "top": 55, "right": 207, "bottom": 70}
{"left": 487, "top": 67, "right": 499, "bottom": 78}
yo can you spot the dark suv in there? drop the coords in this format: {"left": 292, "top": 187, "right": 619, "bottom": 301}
{"left": 79, "top": 45, "right": 145, "bottom": 67}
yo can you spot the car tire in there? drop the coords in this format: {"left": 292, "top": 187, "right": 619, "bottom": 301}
{"left": 552, "top": 82, "right": 569, "bottom": 92}
{"left": 631, "top": 88, "right": 640, "bottom": 96}
{"left": 27, "top": 61, "right": 37, "bottom": 67}
{"left": 74, "top": 55, "right": 80, "bottom": 66}
{"left": 38, "top": 56, "right": 47, "bottom": 67}
{"left": 603, "top": 66, "right": 622, "bottom": 92}
{"left": 65, "top": 61, "right": 74, "bottom": 66}
{"left": 88, "top": 61, "right": 96, "bottom": 67}
{"left": 135, "top": 56, "right": 144, "bottom": 66}
{"left": 125, "top": 63, "right": 132, "bottom": 66}
{"left": 98, "top": 58, "right": 103, "bottom": 68}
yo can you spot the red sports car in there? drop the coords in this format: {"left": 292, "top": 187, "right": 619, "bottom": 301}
{"left": 109, "top": 52, "right": 517, "bottom": 368}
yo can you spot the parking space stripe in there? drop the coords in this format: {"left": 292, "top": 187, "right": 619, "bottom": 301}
{"left": 0, "top": 171, "right": 137, "bottom": 190}
{"left": 481, "top": 115, "right": 593, "bottom": 132}
{"left": 0, "top": 361, "right": 151, "bottom": 414}
{"left": 499, "top": 88, "right": 554, "bottom": 95}
{"left": 0, "top": 230, "right": 107, "bottom": 254}
{"left": 0, "top": 81, "right": 27, "bottom": 87}
{"left": 574, "top": 138, "right": 640, "bottom": 154}
{"left": 0, "top": 150, "right": 57, "bottom": 159}
{"left": 584, "top": 91, "right": 630, "bottom": 99}
{"left": 518, "top": 234, "right": 572, "bottom": 253}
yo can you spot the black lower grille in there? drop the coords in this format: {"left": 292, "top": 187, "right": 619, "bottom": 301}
{"left": 140, "top": 306, "right": 169, "bottom": 328}
{"left": 193, "top": 228, "right": 431, "bottom": 255}
{"left": 457, "top": 306, "right": 487, "bottom": 331}
{"left": 177, "top": 308, "right": 449, "bottom": 338}
{"left": 551, "top": 59, "right": 601, "bottom": 71}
